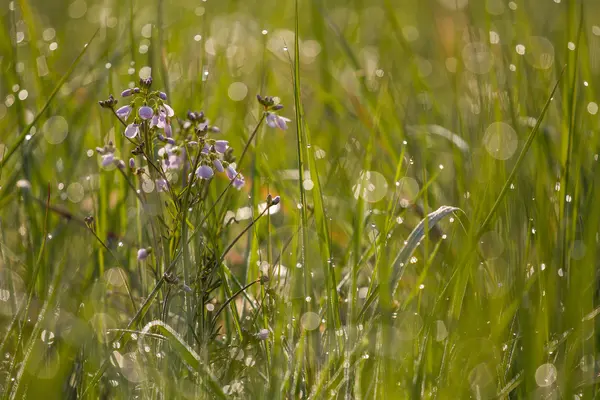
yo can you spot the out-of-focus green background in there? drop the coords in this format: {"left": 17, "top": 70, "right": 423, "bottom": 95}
{"left": 2, "top": 0, "right": 600, "bottom": 398}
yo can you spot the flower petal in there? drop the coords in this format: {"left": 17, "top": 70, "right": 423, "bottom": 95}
{"left": 124, "top": 123, "right": 140, "bottom": 138}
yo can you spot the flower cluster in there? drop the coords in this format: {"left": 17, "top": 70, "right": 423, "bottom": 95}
{"left": 113, "top": 77, "right": 175, "bottom": 141}
{"left": 97, "top": 76, "right": 248, "bottom": 191}
{"left": 257, "top": 94, "right": 290, "bottom": 130}
{"left": 97, "top": 80, "right": 290, "bottom": 269}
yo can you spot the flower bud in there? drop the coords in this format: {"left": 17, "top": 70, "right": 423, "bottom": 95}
{"left": 213, "top": 159, "right": 224, "bottom": 172}
{"left": 139, "top": 106, "right": 154, "bottom": 120}
{"left": 196, "top": 165, "right": 214, "bottom": 180}
{"left": 257, "top": 329, "right": 269, "bottom": 340}
{"left": 137, "top": 247, "right": 151, "bottom": 261}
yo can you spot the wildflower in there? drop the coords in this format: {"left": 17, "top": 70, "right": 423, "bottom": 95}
{"left": 129, "top": 158, "right": 136, "bottom": 169}
{"left": 214, "top": 140, "right": 229, "bottom": 154}
{"left": 161, "top": 104, "right": 175, "bottom": 118}
{"left": 164, "top": 122, "right": 172, "bottom": 138}
{"left": 232, "top": 174, "right": 245, "bottom": 189}
{"left": 156, "top": 179, "right": 168, "bottom": 192}
{"left": 121, "top": 88, "right": 133, "bottom": 97}
{"left": 139, "top": 106, "right": 154, "bottom": 120}
{"left": 101, "top": 152, "right": 114, "bottom": 167}
{"left": 196, "top": 165, "right": 214, "bottom": 179}
{"left": 158, "top": 91, "right": 167, "bottom": 100}
{"left": 137, "top": 248, "right": 150, "bottom": 261}
{"left": 124, "top": 123, "right": 140, "bottom": 139}
{"left": 213, "top": 159, "right": 224, "bottom": 172}
{"left": 257, "top": 329, "right": 269, "bottom": 340}
{"left": 152, "top": 113, "right": 166, "bottom": 129}
{"left": 201, "top": 143, "right": 211, "bottom": 155}
{"left": 115, "top": 105, "right": 132, "bottom": 119}
{"left": 266, "top": 112, "right": 291, "bottom": 130}
{"left": 269, "top": 195, "right": 281, "bottom": 206}
{"left": 225, "top": 165, "right": 238, "bottom": 180}
{"left": 159, "top": 144, "right": 184, "bottom": 170}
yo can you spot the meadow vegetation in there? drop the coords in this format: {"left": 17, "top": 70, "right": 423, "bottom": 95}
{"left": 1, "top": 0, "right": 600, "bottom": 398}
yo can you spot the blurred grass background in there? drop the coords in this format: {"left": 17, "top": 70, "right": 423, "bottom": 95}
{"left": 2, "top": 0, "right": 600, "bottom": 398}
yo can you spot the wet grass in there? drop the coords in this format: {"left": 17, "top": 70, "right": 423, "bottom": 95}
{"left": 1, "top": 0, "right": 600, "bottom": 398}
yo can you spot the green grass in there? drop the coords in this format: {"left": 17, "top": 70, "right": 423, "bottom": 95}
{"left": 1, "top": 0, "right": 600, "bottom": 398}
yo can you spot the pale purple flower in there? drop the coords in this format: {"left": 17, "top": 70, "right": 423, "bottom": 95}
{"left": 233, "top": 175, "right": 245, "bottom": 189}
{"left": 271, "top": 195, "right": 281, "bottom": 206}
{"left": 257, "top": 329, "right": 269, "bottom": 340}
{"left": 266, "top": 112, "right": 291, "bottom": 130}
{"left": 116, "top": 105, "right": 132, "bottom": 119}
{"left": 226, "top": 165, "right": 245, "bottom": 189}
{"left": 158, "top": 92, "right": 167, "bottom": 100}
{"left": 137, "top": 248, "right": 149, "bottom": 261}
{"left": 201, "top": 143, "right": 211, "bottom": 155}
{"left": 159, "top": 144, "right": 184, "bottom": 170}
{"left": 156, "top": 114, "right": 166, "bottom": 129}
{"left": 164, "top": 122, "right": 172, "bottom": 138}
{"left": 161, "top": 104, "right": 175, "bottom": 117}
{"left": 101, "top": 153, "right": 114, "bottom": 167}
{"left": 213, "top": 159, "right": 224, "bottom": 172}
{"left": 124, "top": 123, "right": 140, "bottom": 138}
{"left": 139, "top": 106, "right": 154, "bottom": 120}
{"left": 196, "top": 165, "right": 214, "bottom": 179}
{"left": 226, "top": 165, "right": 238, "bottom": 180}
{"left": 214, "top": 140, "right": 229, "bottom": 154}
{"left": 129, "top": 158, "right": 136, "bottom": 169}
{"left": 156, "top": 179, "right": 168, "bottom": 192}
{"left": 121, "top": 88, "right": 133, "bottom": 97}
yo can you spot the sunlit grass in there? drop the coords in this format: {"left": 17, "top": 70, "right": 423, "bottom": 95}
{"left": 1, "top": 0, "right": 600, "bottom": 398}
